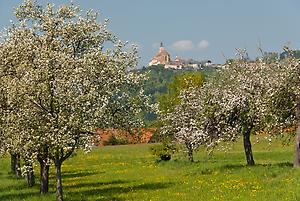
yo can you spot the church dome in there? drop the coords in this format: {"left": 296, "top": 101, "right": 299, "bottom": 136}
{"left": 149, "top": 42, "right": 171, "bottom": 66}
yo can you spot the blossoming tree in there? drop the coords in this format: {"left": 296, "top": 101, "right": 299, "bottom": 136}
{"left": 261, "top": 52, "right": 300, "bottom": 167}
{"left": 160, "top": 88, "right": 208, "bottom": 162}
{"left": 206, "top": 55, "right": 272, "bottom": 165}
{"left": 0, "top": 1, "right": 150, "bottom": 200}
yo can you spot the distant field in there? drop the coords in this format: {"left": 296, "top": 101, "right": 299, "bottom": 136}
{"left": 0, "top": 138, "right": 300, "bottom": 201}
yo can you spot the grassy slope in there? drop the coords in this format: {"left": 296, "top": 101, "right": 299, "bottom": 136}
{"left": 0, "top": 138, "right": 300, "bottom": 201}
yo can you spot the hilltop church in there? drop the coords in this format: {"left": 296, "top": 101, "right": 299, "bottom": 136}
{"left": 148, "top": 42, "right": 171, "bottom": 66}
{"left": 149, "top": 42, "right": 213, "bottom": 70}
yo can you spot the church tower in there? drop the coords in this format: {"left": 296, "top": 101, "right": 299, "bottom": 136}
{"left": 149, "top": 42, "right": 171, "bottom": 66}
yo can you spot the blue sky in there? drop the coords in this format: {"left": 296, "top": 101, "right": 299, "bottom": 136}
{"left": 1, "top": 0, "right": 300, "bottom": 67}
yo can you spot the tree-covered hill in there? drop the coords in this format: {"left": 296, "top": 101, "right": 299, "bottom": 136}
{"left": 139, "top": 65, "right": 218, "bottom": 99}
{"left": 136, "top": 65, "right": 219, "bottom": 124}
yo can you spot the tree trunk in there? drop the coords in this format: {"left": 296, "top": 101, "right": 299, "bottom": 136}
{"left": 10, "top": 153, "right": 17, "bottom": 174}
{"left": 294, "top": 131, "right": 300, "bottom": 168}
{"left": 26, "top": 162, "right": 35, "bottom": 187}
{"left": 186, "top": 144, "right": 194, "bottom": 162}
{"left": 55, "top": 161, "right": 64, "bottom": 201}
{"left": 294, "top": 102, "right": 300, "bottom": 167}
{"left": 243, "top": 128, "right": 255, "bottom": 166}
{"left": 39, "top": 160, "right": 49, "bottom": 194}
{"left": 38, "top": 145, "right": 50, "bottom": 194}
{"left": 15, "top": 154, "right": 22, "bottom": 178}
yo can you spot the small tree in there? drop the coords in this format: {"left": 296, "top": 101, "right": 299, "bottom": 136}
{"left": 158, "top": 73, "right": 205, "bottom": 162}
{"left": 160, "top": 88, "right": 208, "bottom": 162}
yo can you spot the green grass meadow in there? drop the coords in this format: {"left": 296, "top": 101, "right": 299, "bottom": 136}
{"left": 1, "top": 138, "right": 300, "bottom": 201}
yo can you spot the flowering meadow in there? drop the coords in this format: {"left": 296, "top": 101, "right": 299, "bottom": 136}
{"left": 0, "top": 137, "right": 299, "bottom": 201}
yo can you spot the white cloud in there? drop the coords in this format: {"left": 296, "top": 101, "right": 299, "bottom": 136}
{"left": 172, "top": 40, "right": 194, "bottom": 51}
{"left": 197, "top": 40, "right": 210, "bottom": 50}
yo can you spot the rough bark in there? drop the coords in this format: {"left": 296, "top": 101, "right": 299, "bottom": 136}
{"left": 294, "top": 131, "right": 300, "bottom": 168}
{"left": 26, "top": 162, "right": 35, "bottom": 187}
{"left": 55, "top": 160, "right": 63, "bottom": 201}
{"left": 10, "top": 153, "right": 17, "bottom": 174}
{"left": 15, "top": 154, "right": 22, "bottom": 178}
{"left": 52, "top": 141, "right": 77, "bottom": 201}
{"left": 243, "top": 127, "right": 255, "bottom": 166}
{"left": 38, "top": 145, "right": 50, "bottom": 193}
{"left": 294, "top": 102, "right": 300, "bottom": 167}
{"left": 39, "top": 160, "right": 49, "bottom": 194}
{"left": 186, "top": 144, "right": 194, "bottom": 162}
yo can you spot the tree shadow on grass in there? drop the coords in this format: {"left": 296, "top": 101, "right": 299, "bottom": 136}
{"left": 64, "top": 179, "right": 130, "bottom": 190}
{"left": 0, "top": 180, "right": 128, "bottom": 201}
{"left": 0, "top": 181, "right": 56, "bottom": 201}
{"left": 219, "top": 161, "right": 293, "bottom": 171}
{"left": 267, "top": 161, "right": 293, "bottom": 167}
{"left": 0, "top": 176, "right": 33, "bottom": 193}
{"left": 0, "top": 179, "right": 173, "bottom": 201}
{"left": 63, "top": 171, "right": 104, "bottom": 180}
{"left": 49, "top": 170, "right": 104, "bottom": 181}
{"left": 66, "top": 181, "right": 174, "bottom": 201}
{"left": 220, "top": 164, "right": 246, "bottom": 170}
{"left": 0, "top": 191, "right": 44, "bottom": 201}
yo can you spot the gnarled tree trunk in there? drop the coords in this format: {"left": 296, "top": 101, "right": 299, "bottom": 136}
{"left": 15, "top": 154, "right": 22, "bottom": 178}
{"left": 243, "top": 127, "right": 255, "bottom": 166}
{"left": 186, "top": 143, "right": 194, "bottom": 162}
{"left": 39, "top": 159, "right": 49, "bottom": 194}
{"left": 294, "top": 102, "right": 300, "bottom": 168}
{"left": 10, "top": 153, "right": 17, "bottom": 174}
{"left": 38, "top": 145, "right": 50, "bottom": 194}
{"left": 55, "top": 159, "right": 63, "bottom": 201}
{"left": 26, "top": 162, "right": 35, "bottom": 187}
{"left": 294, "top": 130, "right": 300, "bottom": 168}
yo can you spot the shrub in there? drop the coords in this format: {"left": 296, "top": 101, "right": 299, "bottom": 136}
{"left": 104, "top": 135, "right": 128, "bottom": 146}
{"left": 150, "top": 142, "right": 176, "bottom": 161}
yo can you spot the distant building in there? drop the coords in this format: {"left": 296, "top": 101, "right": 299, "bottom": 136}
{"left": 149, "top": 42, "right": 171, "bottom": 66}
{"left": 165, "top": 56, "right": 184, "bottom": 69}
{"left": 149, "top": 42, "right": 216, "bottom": 69}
